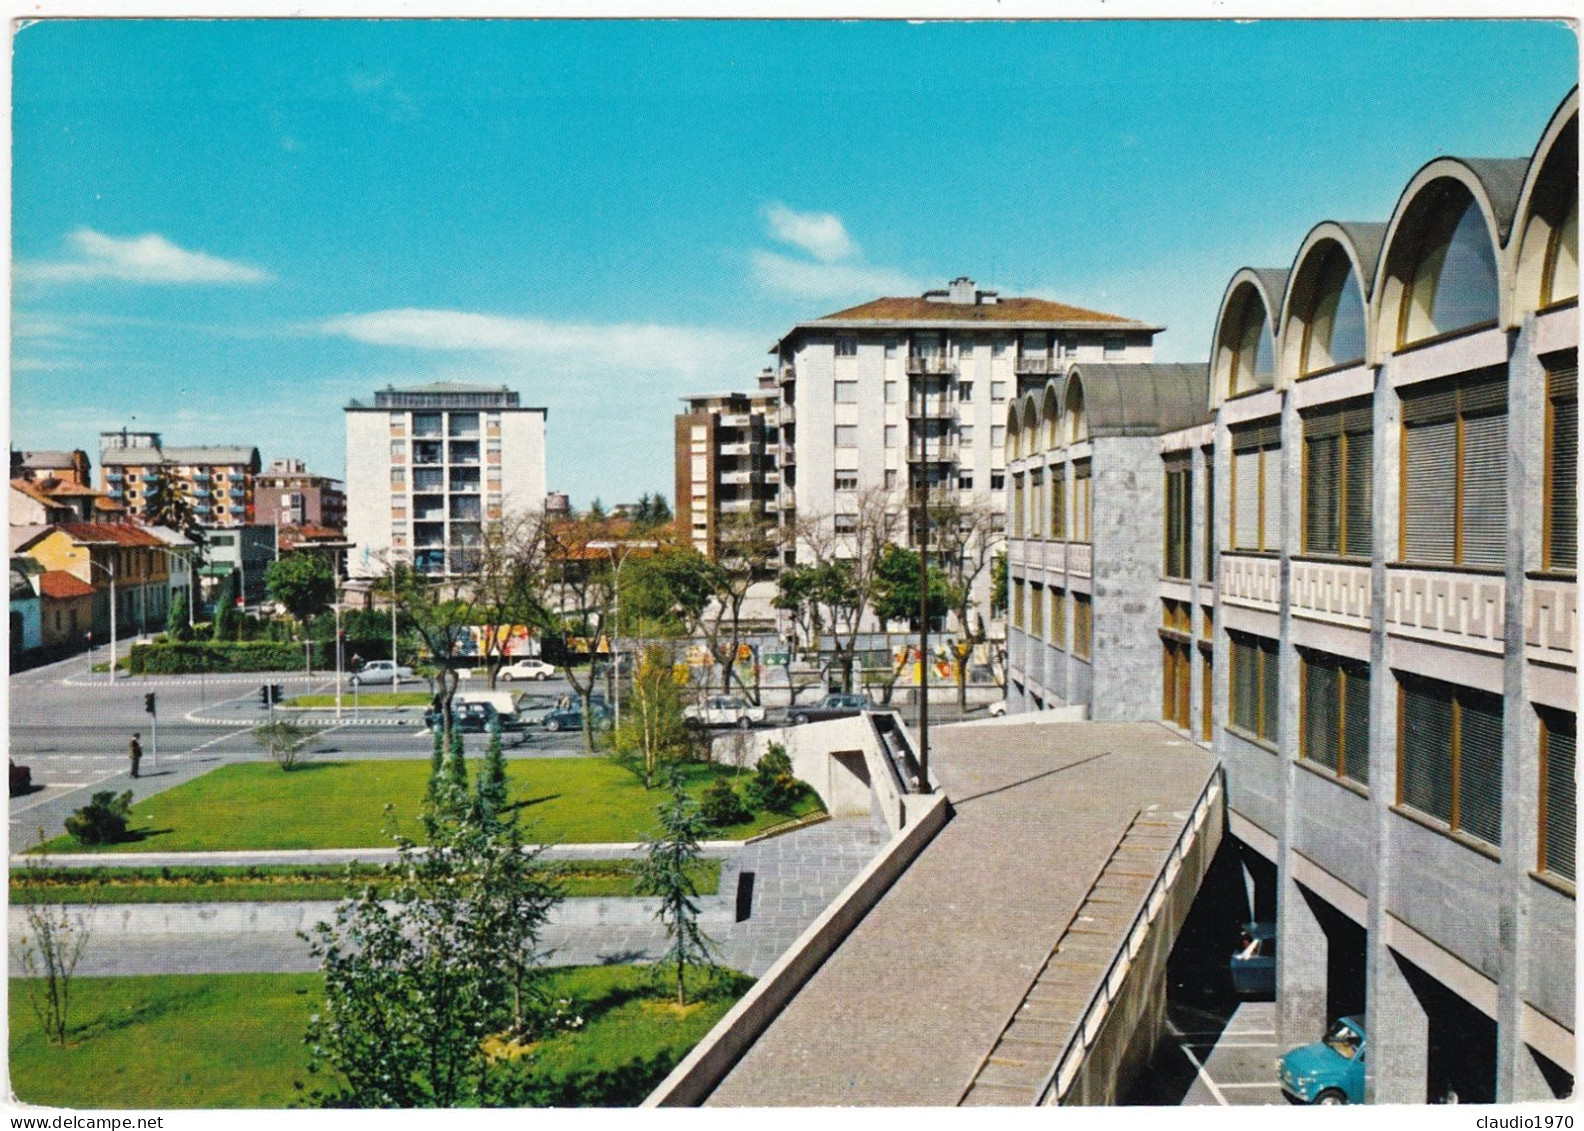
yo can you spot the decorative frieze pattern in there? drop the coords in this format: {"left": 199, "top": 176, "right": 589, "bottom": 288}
{"left": 1525, "top": 579, "right": 1577, "bottom": 669}
{"left": 1385, "top": 569, "right": 1505, "bottom": 654}
{"left": 1220, "top": 554, "right": 1281, "bottom": 612}
{"left": 1290, "top": 561, "right": 1372, "bottom": 628}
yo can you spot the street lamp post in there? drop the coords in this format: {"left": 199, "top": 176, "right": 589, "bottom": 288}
{"left": 76, "top": 553, "right": 117, "bottom": 684}
{"left": 334, "top": 602, "right": 345, "bottom": 721}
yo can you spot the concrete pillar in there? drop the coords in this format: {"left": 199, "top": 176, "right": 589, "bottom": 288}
{"left": 1367, "top": 948, "right": 1431, "bottom": 1103}
{"left": 1498, "top": 319, "right": 1548, "bottom": 1102}
{"left": 1276, "top": 880, "right": 1329, "bottom": 1051}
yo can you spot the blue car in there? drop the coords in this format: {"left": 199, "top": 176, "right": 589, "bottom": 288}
{"left": 1230, "top": 921, "right": 1276, "bottom": 997}
{"left": 1279, "top": 1016, "right": 1367, "bottom": 1105}
{"left": 540, "top": 702, "right": 613, "bottom": 733}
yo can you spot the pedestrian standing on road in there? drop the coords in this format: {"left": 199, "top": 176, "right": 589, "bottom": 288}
{"left": 128, "top": 733, "right": 143, "bottom": 779}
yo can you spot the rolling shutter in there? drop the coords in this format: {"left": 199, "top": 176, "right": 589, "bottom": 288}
{"left": 1303, "top": 658, "right": 1340, "bottom": 771}
{"left": 1260, "top": 446, "right": 1282, "bottom": 551}
{"left": 1401, "top": 679, "right": 1454, "bottom": 823}
{"left": 1457, "top": 692, "right": 1504, "bottom": 848}
{"left": 1050, "top": 468, "right": 1066, "bottom": 540}
{"left": 1231, "top": 637, "right": 1258, "bottom": 733}
{"left": 1305, "top": 435, "right": 1341, "bottom": 554}
{"left": 1404, "top": 419, "right": 1458, "bottom": 564}
{"left": 1549, "top": 363, "right": 1577, "bottom": 572}
{"left": 1342, "top": 665, "right": 1370, "bottom": 785}
{"left": 1544, "top": 713, "right": 1576, "bottom": 881}
{"left": 1260, "top": 640, "right": 1281, "bottom": 743}
{"left": 1234, "top": 451, "right": 1260, "bottom": 550}
{"left": 1460, "top": 411, "right": 1507, "bottom": 568}
{"left": 1344, "top": 425, "right": 1374, "bottom": 558}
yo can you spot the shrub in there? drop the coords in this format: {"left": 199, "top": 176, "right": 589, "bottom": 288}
{"left": 699, "top": 776, "right": 747, "bottom": 828}
{"left": 64, "top": 790, "right": 135, "bottom": 846}
{"left": 745, "top": 744, "right": 801, "bottom": 815}
{"left": 129, "top": 641, "right": 308, "bottom": 674}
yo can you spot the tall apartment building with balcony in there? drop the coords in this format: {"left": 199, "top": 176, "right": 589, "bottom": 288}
{"left": 344, "top": 383, "right": 547, "bottom": 578}
{"left": 770, "top": 279, "right": 1161, "bottom": 611}
{"left": 1005, "top": 90, "right": 1579, "bottom": 1104}
{"left": 254, "top": 458, "right": 347, "bottom": 531}
{"left": 675, "top": 380, "right": 781, "bottom": 559}
{"left": 97, "top": 431, "right": 261, "bottom": 527}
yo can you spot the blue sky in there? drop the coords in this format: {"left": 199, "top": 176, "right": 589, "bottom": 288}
{"left": 11, "top": 19, "right": 1577, "bottom": 506}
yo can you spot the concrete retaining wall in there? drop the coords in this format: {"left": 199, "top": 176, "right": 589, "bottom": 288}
{"left": 643, "top": 789, "right": 952, "bottom": 1107}
{"left": 716, "top": 715, "right": 909, "bottom": 833}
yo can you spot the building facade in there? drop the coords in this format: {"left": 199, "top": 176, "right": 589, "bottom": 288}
{"left": 770, "top": 278, "right": 1160, "bottom": 620}
{"left": 1006, "top": 90, "right": 1578, "bottom": 1103}
{"left": 675, "top": 381, "right": 782, "bottom": 559}
{"left": 253, "top": 458, "right": 347, "bottom": 531}
{"left": 98, "top": 431, "right": 262, "bottom": 528}
{"left": 344, "top": 383, "right": 547, "bottom": 579}
{"left": 16, "top": 522, "right": 175, "bottom": 639}
{"left": 198, "top": 524, "right": 278, "bottom": 611}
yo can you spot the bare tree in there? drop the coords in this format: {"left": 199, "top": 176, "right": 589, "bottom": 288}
{"left": 469, "top": 512, "right": 555, "bottom": 689}
{"left": 698, "top": 512, "right": 780, "bottom": 701}
{"left": 13, "top": 837, "right": 95, "bottom": 1048}
{"left": 927, "top": 497, "right": 1004, "bottom": 709}
{"left": 253, "top": 718, "right": 322, "bottom": 772}
{"left": 545, "top": 516, "right": 622, "bottom": 753}
{"left": 792, "top": 488, "right": 900, "bottom": 693}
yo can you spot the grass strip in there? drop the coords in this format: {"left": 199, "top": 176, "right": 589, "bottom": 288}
{"left": 284, "top": 691, "right": 432, "bottom": 708}
{"left": 11, "top": 858, "right": 721, "bottom": 904}
{"left": 10, "top": 966, "right": 751, "bottom": 1109}
{"left": 31, "top": 757, "right": 823, "bottom": 853}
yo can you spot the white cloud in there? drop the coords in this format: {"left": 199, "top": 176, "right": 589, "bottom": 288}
{"left": 764, "top": 203, "right": 857, "bottom": 264}
{"left": 750, "top": 250, "right": 919, "bottom": 302}
{"left": 318, "top": 308, "right": 763, "bottom": 377}
{"left": 17, "top": 229, "right": 272, "bottom": 285}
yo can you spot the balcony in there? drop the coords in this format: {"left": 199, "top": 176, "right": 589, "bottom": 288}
{"left": 719, "top": 412, "right": 754, "bottom": 428}
{"left": 778, "top": 365, "right": 796, "bottom": 384}
{"left": 1015, "top": 356, "right": 1055, "bottom": 376}
{"left": 413, "top": 469, "right": 444, "bottom": 490}
{"left": 779, "top": 402, "right": 795, "bottom": 423}
{"left": 906, "top": 356, "right": 957, "bottom": 376}
{"left": 414, "top": 494, "right": 445, "bottom": 521}
{"left": 449, "top": 470, "right": 481, "bottom": 493}
{"left": 105, "top": 471, "right": 124, "bottom": 482}
{"left": 719, "top": 470, "right": 756, "bottom": 486}
{"left": 719, "top": 442, "right": 756, "bottom": 457}
{"left": 447, "top": 413, "right": 480, "bottom": 438}
{"left": 905, "top": 397, "right": 957, "bottom": 420}
{"left": 448, "top": 441, "right": 481, "bottom": 465}
{"left": 906, "top": 439, "right": 960, "bottom": 464}
{"left": 412, "top": 442, "right": 444, "bottom": 465}
{"left": 780, "top": 446, "right": 796, "bottom": 465}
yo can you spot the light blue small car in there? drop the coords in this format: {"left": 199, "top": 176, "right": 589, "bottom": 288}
{"left": 1278, "top": 1016, "right": 1366, "bottom": 1105}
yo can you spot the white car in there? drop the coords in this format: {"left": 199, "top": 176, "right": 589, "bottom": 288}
{"left": 498, "top": 658, "right": 557, "bottom": 682}
{"left": 988, "top": 700, "right": 1007, "bottom": 717}
{"left": 683, "top": 695, "right": 767, "bottom": 730}
{"left": 349, "top": 660, "right": 414, "bottom": 686}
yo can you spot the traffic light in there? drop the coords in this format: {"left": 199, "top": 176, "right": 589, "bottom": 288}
{"left": 144, "top": 692, "right": 157, "bottom": 715}
{"left": 271, "top": 684, "right": 284, "bottom": 705}
{"left": 260, "top": 685, "right": 271, "bottom": 708}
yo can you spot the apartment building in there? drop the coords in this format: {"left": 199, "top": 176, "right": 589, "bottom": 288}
{"left": 13, "top": 449, "right": 91, "bottom": 487}
{"left": 675, "top": 380, "right": 782, "bottom": 559}
{"left": 254, "top": 458, "right": 347, "bottom": 531}
{"left": 770, "top": 278, "right": 1160, "bottom": 619}
{"left": 1006, "top": 90, "right": 1578, "bottom": 1103}
{"left": 344, "top": 382, "right": 547, "bottom": 579}
{"left": 14, "top": 521, "right": 175, "bottom": 639}
{"left": 98, "top": 431, "right": 261, "bottom": 527}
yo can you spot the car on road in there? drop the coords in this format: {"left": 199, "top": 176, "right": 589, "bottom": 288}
{"left": 424, "top": 701, "right": 502, "bottom": 734}
{"left": 540, "top": 701, "right": 613, "bottom": 733}
{"left": 350, "top": 660, "right": 414, "bottom": 686}
{"left": 1230, "top": 921, "right": 1276, "bottom": 997}
{"left": 514, "top": 693, "right": 562, "bottom": 727}
{"left": 988, "top": 700, "right": 1007, "bottom": 717}
{"left": 683, "top": 695, "right": 766, "bottom": 730}
{"left": 785, "top": 693, "right": 876, "bottom": 726}
{"left": 498, "top": 658, "right": 557, "bottom": 682}
{"left": 1278, "top": 1016, "right": 1366, "bottom": 1105}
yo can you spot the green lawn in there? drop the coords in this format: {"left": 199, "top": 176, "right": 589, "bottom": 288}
{"left": 32, "top": 758, "right": 822, "bottom": 853}
{"left": 10, "top": 967, "right": 750, "bottom": 1108}
{"left": 284, "top": 691, "right": 431, "bottom": 708}
{"left": 11, "top": 859, "right": 721, "bottom": 904}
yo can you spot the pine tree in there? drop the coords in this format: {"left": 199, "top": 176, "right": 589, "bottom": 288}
{"left": 476, "top": 718, "right": 509, "bottom": 820}
{"left": 166, "top": 590, "right": 192, "bottom": 642}
{"left": 634, "top": 764, "right": 717, "bottom": 1006}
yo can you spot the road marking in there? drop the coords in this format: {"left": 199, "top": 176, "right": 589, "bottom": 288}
{"left": 1214, "top": 1082, "right": 1284, "bottom": 1090}
{"left": 1186, "top": 1041, "right": 1279, "bottom": 1049}
{"left": 1166, "top": 1019, "right": 1229, "bottom": 1106}
{"left": 10, "top": 771, "right": 122, "bottom": 814}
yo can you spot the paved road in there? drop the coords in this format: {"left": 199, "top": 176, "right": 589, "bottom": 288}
{"left": 1125, "top": 1000, "right": 1285, "bottom": 1106}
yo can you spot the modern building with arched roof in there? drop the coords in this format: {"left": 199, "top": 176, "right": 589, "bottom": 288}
{"left": 1002, "top": 87, "right": 1578, "bottom": 1106}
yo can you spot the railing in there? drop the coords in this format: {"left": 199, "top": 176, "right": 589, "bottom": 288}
{"left": 906, "top": 356, "right": 957, "bottom": 376}
{"left": 779, "top": 402, "right": 796, "bottom": 422}
{"left": 907, "top": 440, "right": 960, "bottom": 463}
{"left": 1015, "top": 356, "right": 1054, "bottom": 376}
{"left": 870, "top": 711, "right": 926, "bottom": 793}
{"left": 1037, "top": 765, "right": 1224, "bottom": 1105}
{"left": 905, "top": 398, "right": 957, "bottom": 420}
{"left": 778, "top": 365, "right": 796, "bottom": 384}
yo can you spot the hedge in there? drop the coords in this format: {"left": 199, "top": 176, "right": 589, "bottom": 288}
{"left": 130, "top": 641, "right": 318, "bottom": 675}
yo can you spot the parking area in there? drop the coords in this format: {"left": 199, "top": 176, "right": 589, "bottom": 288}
{"left": 1165, "top": 1001, "right": 1286, "bottom": 1106}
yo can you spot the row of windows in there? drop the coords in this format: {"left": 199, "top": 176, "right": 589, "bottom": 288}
{"left": 832, "top": 332, "right": 1126, "bottom": 359}
{"left": 1011, "top": 582, "right": 1092, "bottom": 658}
{"left": 833, "top": 425, "right": 1008, "bottom": 448}
{"left": 1010, "top": 462, "right": 1091, "bottom": 540}
{"left": 1158, "top": 358, "right": 1574, "bottom": 575}
{"left": 1215, "top": 636, "right": 1575, "bottom": 880}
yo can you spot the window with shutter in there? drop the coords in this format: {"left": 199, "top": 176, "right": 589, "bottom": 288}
{"left": 1398, "top": 675, "right": 1504, "bottom": 849}
{"left": 1546, "top": 361, "right": 1577, "bottom": 573}
{"left": 1229, "top": 632, "right": 1279, "bottom": 742}
{"left": 1203, "top": 449, "right": 1216, "bottom": 580}
{"left": 1201, "top": 649, "right": 1214, "bottom": 742}
{"left": 1304, "top": 401, "right": 1374, "bottom": 558}
{"left": 1030, "top": 583, "right": 1044, "bottom": 638}
{"left": 1305, "top": 434, "right": 1341, "bottom": 555}
{"left": 1164, "top": 457, "right": 1192, "bottom": 578}
{"left": 1234, "top": 451, "right": 1260, "bottom": 549}
{"left": 1051, "top": 467, "right": 1066, "bottom": 541}
{"left": 1260, "top": 642, "right": 1281, "bottom": 744}
{"left": 1344, "top": 421, "right": 1374, "bottom": 558}
{"left": 1030, "top": 470, "right": 1044, "bottom": 538}
{"left": 1231, "top": 422, "right": 1280, "bottom": 552}
{"left": 1074, "top": 594, "right": 1092, "bottom": 658}
{"left": 1074, "top": 462, "right": 1092, "bottom": 542}
{"left": 1540, "top": 709, "right": 1576, "bottom": 881}
{"left": 1012, "top": 580, "right": 1025, "bottom": 630}
{"left": 1343, "top": 669, "right": 1370, "bottom": 785}
{"left": 1051, "top": 588, "right": 1066, "bottom": 646}
{"left": 1400, "top": 370, "right": 1508, "bottom": 568}
{"left": 1012, "top": 474, "right": 1025, "bottom": 538}
{"left": 1302, "top": 658, "right": 1341, "bottom": 771}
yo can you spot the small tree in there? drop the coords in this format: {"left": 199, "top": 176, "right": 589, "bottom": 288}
{"left": 13, "top": 839, "right": 96, "bottom": 1048}
{"left": 699, "top": 775, "right": 747, "bottom": 828}
{"left": 252, "top": 719, "right": 319, "bottom": 772}
{"left": 634, "top": 766, "right": 717, "bottom": 1007}
{"left": 266, "top": 553, "right": 337, "bottom": 627}
{"left": 165, "top": 590, "right": 192, "bottom": 642}
{"left": 745, "top": 744, "right": 801, "bottom": 815}
{"left": 616, "top": 644, "right": 690, "bottom": 788}
{"left": 212, "top": 572, "right": 242, "bottom": 641}
{"left": 64, "top": 790, "right": 134, "bottom": 846}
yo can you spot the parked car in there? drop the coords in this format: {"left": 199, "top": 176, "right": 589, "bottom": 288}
{"left": 541, "top": 702, "right": 613, "bottom": 733}
{"left": 785, "top": 693, "right": 876, "bottom": 726}
{"left": 453, "top": 690, "right": 528, "bottom": 731}
{"left": 9, "top": 760, "right": 32, "bottom": 795}
{"left": 515, "top": 693, "right": 562, "bottom": 727}
{"left": 1230, "top": 921, "right": 1276, "bottom": 997}
{"left": 424, "top": 700, "right": 501, "bottom": 734}
{"left": 988, "top": 700, "right": 1007, "bottom": 717}
{"left": 349, "top": 659, "right": 414, "bottom": 686}
{"left": 498, "top": 658, "right": 556, "bottom": 682}
{"left": 683, "top": 695, "right": 766, "bottom": 730}
{"left": 1278, "top": 1016, "right": 1367, "bottom": 1105}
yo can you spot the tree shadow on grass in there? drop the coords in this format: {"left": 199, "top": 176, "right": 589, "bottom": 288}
{"left": 512, "top": 793, "right": 563, "bottom": 811}
{"left": 66, "top": 983, "right": 212, "bottom": 1043}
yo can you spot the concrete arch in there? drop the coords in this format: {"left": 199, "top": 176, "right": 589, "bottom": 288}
{"left": 1373, "top": 155, "right": 1527, "bottom": 353}
{"left": 1511, "top": 88, "right": 1579, "bottom": 317}
{"left": 1209, "top": 268, "right": 1286, "bottom": 407}
{"left": 1018, "top": 393, "right": 1040, "bottom": 461}
{"left": 1280, "top": 222, "right": 1385, "bottom": 377}
{"left": 1041, "top": 382, "right": 1062, "bottom": 452}
{"left": 1063, "top": 361, "right": 1212, "bottom": 437}
{"left": 1006, "top": 398, "right": 1023, "bottom": 460}
{"left": 1062, "top": 372, "right": 1088, "bottom": 444}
